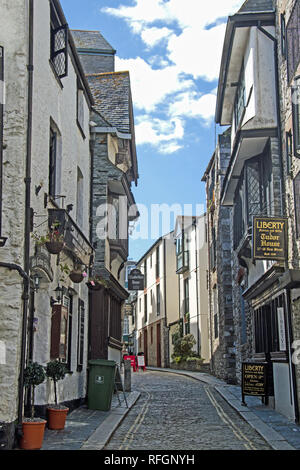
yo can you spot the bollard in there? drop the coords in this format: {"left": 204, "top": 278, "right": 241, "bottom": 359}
{"left": 124, "top": 359, "right": 131, "bottom": 392}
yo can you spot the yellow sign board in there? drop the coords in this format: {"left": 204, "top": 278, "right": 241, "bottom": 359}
{"left": 253, "top": 217, "right": 288, "bottom": 261}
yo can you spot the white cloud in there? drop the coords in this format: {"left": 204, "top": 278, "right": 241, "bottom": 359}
{"left": 135, "top": 116, "right": 184, "bottom": 153}
{"left": 102, "top": 0, "right": 245, "bottom": 154}
{"left": 116, "top": 56, "right": 194, "bottom": 113}
{"left": 141, "top": 26, "right": 174, "bottom": 48}
{"left": 168, "top": 91, "right": 217, "bottom": 122}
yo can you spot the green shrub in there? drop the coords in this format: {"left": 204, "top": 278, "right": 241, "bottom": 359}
{"left": 172, "top": 328, "right": 196, "bottom": 361}
{"left": 23, "top": 362, "right": 46, "bottom": 419}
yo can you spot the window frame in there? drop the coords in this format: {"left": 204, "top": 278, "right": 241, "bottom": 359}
{"left": 156, "top": 284, "right": 160, "bottom": 316}
{"left": 292, "top": 78, "right": 300, "bottom": 156}
{"left": 286, "top": 1, "right": 300, "bottom": 83}
{"left": 234, "top": 62, "right": 246, "bottom": 131}
{"left": 144, "top": 293, "right": 147, "bottom": 324}
{"left": 281, "top": 13, "right": 287, "bottom": 59}
{"left": 50, "top": 1, "right": 69, "bottom": 80}
{"left": 76, "top": 78, "right": 85, "bottom": 138}
{"left": 77, "top": 299, "right": 85, "bottom": 371}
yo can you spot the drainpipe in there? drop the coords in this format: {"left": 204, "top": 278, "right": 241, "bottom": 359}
{"left": 17, "top": 0, "right": 34, "bottom": 437}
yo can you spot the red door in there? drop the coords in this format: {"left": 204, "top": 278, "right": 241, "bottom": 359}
{"left": 157, "top": 323, "right": 161, "bottom": 367}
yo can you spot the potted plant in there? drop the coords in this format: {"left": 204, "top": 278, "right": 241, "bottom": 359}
{"left": 19, "top": 362, "right": 46, "bottom": 450}
{"left": 87, "top": 274, "right": 108, "bottom": 291}
{"left": 45, "top": 360, "right": 69, "bottom": 430}
{"left": 32, "top": 219, "right": 65, "bottom": 255}
{"left": 69, "top": 263, "right": 87, "bottom": 284}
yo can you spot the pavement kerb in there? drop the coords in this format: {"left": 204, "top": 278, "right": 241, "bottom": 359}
{"left": 146, "top": 366, "right": 296, "bottom": 451}
{"left": 80, "top": 391, "right": 141, "bottom": 450}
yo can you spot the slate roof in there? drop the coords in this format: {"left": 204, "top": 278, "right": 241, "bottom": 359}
{"left": 71, "top": 30, "right": 116, "bottom": 53}
{"left": 87, "top": 72, "right": 132, "bottom": 135}
{"left": 238, "top": 0, "right": 274, "bottom": 13}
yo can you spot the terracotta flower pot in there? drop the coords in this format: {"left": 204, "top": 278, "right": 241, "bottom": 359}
{"left": 19, "top": 419, "right": 46, "bottom": 450}
{"left": 69, "top": 271, "right": 84, "bottom": 283}
{"left": 45, "top": 241, "right": 64, "bottom": 255}
{"left": 47, "top": 407, "right": 69, "bottom": 430}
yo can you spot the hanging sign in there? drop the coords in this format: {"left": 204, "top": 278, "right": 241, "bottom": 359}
{"left": 242, "top": 362, "right": 267, "bottom": 405}
{"left": 128, "top": 268, "right": 144, "bottom": 291}
{"left": 253, "top": 217, "right": 288, "bottom": 261}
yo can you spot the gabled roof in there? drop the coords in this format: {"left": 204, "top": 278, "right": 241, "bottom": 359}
{"left": 238, "top": 0, "right": 274, "bottom": 13}
{"left": 87, "top": 71, "right": 132, "bottom": 135}
{"left": 71, "top": 30, "right": 116, "bottom": 54}
{"left": 215, "top": 0, "right": 275, "bottom": 124}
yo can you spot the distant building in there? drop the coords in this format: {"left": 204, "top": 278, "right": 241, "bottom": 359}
{"left": 174, "top": 215, "right": 210, "bottom": 363}
{"left": 136, "top": 233, "right": 178, "bottom": 367}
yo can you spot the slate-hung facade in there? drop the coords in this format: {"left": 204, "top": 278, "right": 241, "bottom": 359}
{"left": 72, "top": 31, "right": 139, "bottom": 364}
{"left": 0, "top": 0, "right": 94, "bottom": 449}
{"left": 214, "top": 0, "right": 300, "bottom": 422}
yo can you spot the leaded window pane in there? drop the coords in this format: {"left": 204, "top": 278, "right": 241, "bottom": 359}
{"left": 287, "top": 1, "right": 300, "bottom": 82}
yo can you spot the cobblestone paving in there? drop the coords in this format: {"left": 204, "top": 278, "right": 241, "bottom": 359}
{"left": 104, "top": 371, "right": 272, "bottom": 451}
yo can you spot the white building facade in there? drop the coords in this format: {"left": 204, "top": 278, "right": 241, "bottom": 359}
{"left": 0, "top": 0, "right": 94, "bottom": 448}
{"left": 136, "top": 233, "right": 178, "bottom": 368}
{"left": 174, "top": 216, "right": 210, "bottom": 363}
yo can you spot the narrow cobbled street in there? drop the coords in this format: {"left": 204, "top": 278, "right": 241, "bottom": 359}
{"left": 104, "top": 371, "right": 272, "bottom": 451}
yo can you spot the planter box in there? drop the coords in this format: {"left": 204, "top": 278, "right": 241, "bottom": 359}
{"left": 170, "top": 361, "right": 210, "bottom": 373}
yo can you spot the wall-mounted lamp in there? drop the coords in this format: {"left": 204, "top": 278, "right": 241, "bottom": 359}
{"left": 32, "top": 273, "right": 42, "bottom": 292}
{"left": 54, "top": 284, "right": 63, "bottom": 303}
{"left": 0, "top": 236, "right": 7, "bottom": 247}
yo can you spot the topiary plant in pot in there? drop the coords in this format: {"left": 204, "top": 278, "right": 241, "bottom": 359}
{"left": 45, "top": 360, "right": 69, "bottom": 430}
{"left": 19, "top": 362, "right": 47, "bottom": 450}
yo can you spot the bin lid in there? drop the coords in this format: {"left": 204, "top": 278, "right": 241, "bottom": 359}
{"left": 88, "top": 359, "right": 116, "bottom": 367}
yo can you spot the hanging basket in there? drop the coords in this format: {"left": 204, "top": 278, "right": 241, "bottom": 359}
{"left": 45, "top": 241, "right": 64, "bottom": 255}
{"left": 87, "top": 281, "right": 102, "bottom": 291}
{"left": 69, "top": 271, "right": 84, "bottom": 283}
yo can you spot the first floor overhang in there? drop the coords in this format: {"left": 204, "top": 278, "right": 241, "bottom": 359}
{"left": 243, "top": 265, "right": 300, "bottom": 307}
{"left": 221, "top": 127, "right": 278, "bottom": 206}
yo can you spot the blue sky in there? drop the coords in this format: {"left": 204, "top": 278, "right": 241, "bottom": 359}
{"left": 60, "top": 0, "right": 244, "bottom": 261}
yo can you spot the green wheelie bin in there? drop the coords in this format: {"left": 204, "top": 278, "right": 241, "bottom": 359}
{"left": 87, "top": 359, "right": 116, "bottom": 411}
